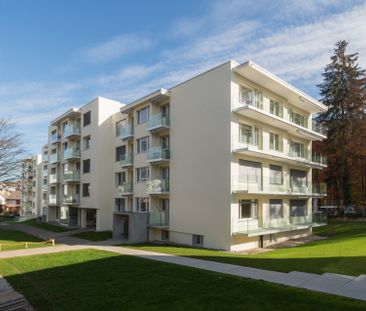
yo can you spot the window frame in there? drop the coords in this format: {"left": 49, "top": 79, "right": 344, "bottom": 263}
{"left": 137, "top": 106, "right": 149, "bottom": 124}
{"left": 136, "top": 136, "right": 149, "bottom": 154}
{"left": 269, "top": 199, "right": 283, "bottom": 219}
{"left": 83, "top": 111, "right": 91, "bottom": 127}
{"left": 136, "top": 167, "right": 149, "bottom": 182}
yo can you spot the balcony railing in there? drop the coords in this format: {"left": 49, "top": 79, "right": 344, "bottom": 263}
{"left": 312, "top": 120, "right": 327, "bottom": 136}
{"left": 147, "top": 113, "right": 170, "bottom": 131}
{"left": 289, "top": 183, "right": 309, "bottom": 194}
{"left": 50, "top": 154, "right": 59, "bottom": 164}
{"left": 146, "top": 179, "right": 169, "bottom": 194}
{"left": 120, "top": 153, "right": 133, "bottom": 167}
{"left": 149, "top": 211, "right": 169, "bottom": 226}
{"left": 312, "top": 154, "right": 327, "bottom": 165}
{"left": 63, "top": 194, "right": 80, "bottom": 204}
{"left": 118, "top": 124, "right": 134, "bottom": 140}
{"left": 64, "top": 124, "right": 81, "bottom": 138}
{"left": 231, "top": 175, "right": 262, "bottom": 193}
{"left": 63, "top": 170, "right": 80, "bottom": 182}
{"left": 49, "top": 174, "right": 59, "bottom": 184}
{"left": 312, "top": 182, "right": 327, "bottom": 196}
{"left": 64, "top": 148, "right": 81, "bottom": 160}
{"left": 147, "top": 146, "right": 170, "bottom": 162}
{"left": 49, "top": 194, "right": 58, "bottom": 205}
{"left": 51, "top": 133, "right": 61, "bottom": 144}
{"left": 118, "top": 182, "right": 133, "bottom": 195}
{"left": 42, "top": 169, "right": 48, "bottom": 177}
{"left": 115, "top": 205, "right": 132, "bottom": 213}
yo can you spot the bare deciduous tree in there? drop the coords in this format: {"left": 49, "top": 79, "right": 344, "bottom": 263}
{"left": 0, "top": 118, "right": 25, "bottom": 181}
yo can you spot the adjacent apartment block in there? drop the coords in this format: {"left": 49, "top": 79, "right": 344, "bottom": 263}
{"left": 28, "top": 59, "right": 327, "bottom": 251}
{"left": 20, "top": 155, "right": 42, "bottom": 216}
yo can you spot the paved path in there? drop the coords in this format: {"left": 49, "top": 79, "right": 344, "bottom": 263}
{"left": 1, "top": 243, "right": 366, "bottom": 303}
{"left": 0, "top": 276, "right": 33, "bottom": 310}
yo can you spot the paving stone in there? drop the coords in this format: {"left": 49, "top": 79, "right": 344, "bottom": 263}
{"left": 288, "top": 271, "right": 319, "bottom": 281}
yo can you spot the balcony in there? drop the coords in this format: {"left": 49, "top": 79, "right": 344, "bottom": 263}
{"left": 118, "top": 182, "right": 133, "bottom": 196}
{"left": 51, "top": 133, "right": 61, "bottom": 144}
{"left": 149, "top": 211, "right": 169, "bottom": 227}
{"left": 312, "top": 182, "right": 327, "bottom": 197}
{"left": 115, "top": 204, "right": 132, "bottom": 213}
{"left": 50, "top": 154, "right": 59, "bottom": 164}
{"left": 118, "top": 124, "right": 134, "bottom": 140}
{"left": 232, "top": 213, "right": 326, "bottom": 237}
{"left": 49, "top": 174, "right": 59, "bottom": 184}
{"left": 146, "top": 179, "right": 169, "bottom": 195}
{"left": 63, "top": 170, "right": 80, "bottom": 182}
{"left": 64, "top": 148, "right": 81, "bottom": 160}
{"left": 147, "top": 113, "right": 170, "bottom": 132}
{"left": 120, "top": 153, "right": 133, "bottom": 168}
{"left": 64, "top": 124, "right": 81, "bottom": 138}
{"left": 147, "top": 146, "right": 170, "bottom": 164}
{"left": 48, "top": 194, "right": 59, "bottom": 205}
{"left": 42, "top": 185, "right": 48, "bottom": 192}
{"left": 42, "top": 169, "right": 48, "bottom": 177}
{"left": 233, "top": 102, "right": 326, "bottom": 141}
{"left": 63, "top": 194, "right": 80, "bottom": 205}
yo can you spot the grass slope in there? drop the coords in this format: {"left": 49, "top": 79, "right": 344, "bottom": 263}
{"left": 71, "top": 231, "right": 112, "bottom": 241}
{"left": 127, "top": 221, "right": 366, "bottom": 276}
{"left": 0, "top": 249, "right": 365, "bottom": 310}
{"left": 0, "top": 228, "right": 48, "bottom": 251}
{"left": 20, "top": 219, "right": 71, "bottom": 233}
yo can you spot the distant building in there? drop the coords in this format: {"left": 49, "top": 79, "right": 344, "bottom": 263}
{"left": 5, "top": 190, "right": 21, "bottom": 214}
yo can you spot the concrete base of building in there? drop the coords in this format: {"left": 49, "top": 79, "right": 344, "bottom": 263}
{"left": 113, "top": 212, "right": 148, "bottom": 243}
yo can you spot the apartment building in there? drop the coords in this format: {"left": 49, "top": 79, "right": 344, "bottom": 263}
{"left": 20, "top": 155, "right": 42, "bottom": 216}
{"left": 112, "top": 60, "right": 327, "bottom": 251}
{"left": 45, "top": 97, "right": 122, "bottom": 230}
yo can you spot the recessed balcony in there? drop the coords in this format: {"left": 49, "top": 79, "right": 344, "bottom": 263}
{"left": 64, "top": 148, "right": 81, "bottom": 161}
{"left": 118, "top": 182, "right": 133, "bottom": 196}
{"left": 147, "top": 113, "right": 170, "bottom": 132}
{"left": 64, "top": 124, "right": 81, "bottom": 138}
{"left": 147, "top": 146, "right": 170, "bottom": 164}
{"left": 312, "top": 182, "right": 327, "bottom": 197}
{"left": 63, "top": 170, "right": 80, "bottom": 182}
{"left": 148, "top": 211, "right": 169, "bottom": 228}
{"left": 146, "top": 179, "right": 169, "bottom": 195}
{"left": 63, "top": 194, "right": 80, "bottom": 205}
{"left": 48, "top": 194, "right": 59, "bottom": 205}
{"left": 118, "top": 124, "right": 134, "bottom": 140}
{"left": 49, "top": 174, "right": 59, "bottom": 184}
{"left": 51, "top": 133, "right": 61, "bottom": 144}
{"left": 120, "top": 153, "right": 133, "bottom": 168}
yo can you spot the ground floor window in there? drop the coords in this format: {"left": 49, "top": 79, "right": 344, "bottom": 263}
{"left": 192, "top": 234, "right": 203, "bottom": 247}
{"left": 136, "top": 197, "right": 149, "bottom": 212}
{"left": 290, "top": 199, "right": 307, "bottom": 217}
{"left": 239, "top": 199, "right": 258, "bottom": 219}
{"left": 270, "top": 199, "right": 283, "bottom": 219}
{"left": 115, "top": 198, "right": 126, "bottom": 212}
{"left": 161, "top": 230, "right": 169, "bottom": 241}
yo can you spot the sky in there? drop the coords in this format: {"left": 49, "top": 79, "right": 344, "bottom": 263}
{"left": 0, "top": 0, "right": 365, "bottom": 155}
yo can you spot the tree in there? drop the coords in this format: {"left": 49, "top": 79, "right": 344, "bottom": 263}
{"left": 317, "top": 40, "right": 366, "bottom": 206}
{"left": 0, "top": 118, "right": 25, "bottom": 181}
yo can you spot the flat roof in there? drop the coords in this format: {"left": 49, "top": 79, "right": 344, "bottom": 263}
{"left": 50, "top": 107, "right": 81, "bottom": 126}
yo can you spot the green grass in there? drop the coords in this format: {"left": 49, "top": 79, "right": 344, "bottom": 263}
{"left": 0, "top": 228, "right": 50, "bottom": 251}
{"left": 0, "top": 249, "right": 365, "bottom": 310}
{"left": 127, "top": 221, "right": 366, "bottom": 276}
{"left": 20, "top": 218, "right": 71, "bottom": 233}
{"left": 71, "top": 231, "right": 112, "bottom": 241}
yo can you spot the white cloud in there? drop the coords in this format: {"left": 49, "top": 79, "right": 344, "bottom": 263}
{"left": 81, "top": 33, "right": 153, "bottom": 63}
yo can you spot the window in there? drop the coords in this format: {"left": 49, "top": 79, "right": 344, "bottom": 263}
{"left": 161, "top": 230, "right": 169, "bottom": 241}
{"left": 270, "top": 199, "right": 283, "bottom": 219}
{"left": 136, "top": 197, "right": 149, "bottom": 212}
{"left": 290, "top": 141, "right": 305, "bottom": 158}
{"left": 290, "top": 200, "right": 307, "bottom": 217}
{"left": 137, "top": 136, "right": 149, "bottom": 153}
{"left": 136, "top": 167, "right": 149, "bottom": 182}
{"left": 115, "top": 198, "right": 126, "bottom": 212}
{"left": 83, "top": 159, "right": 90, "bottom": 174}
{"left": 239, "top": 124, "right": 258, "bottom": 145}
{"left": 62, "top": 142, "right": 68, "bottom": 151}
{"left": 83, "top": 135, "right": 91, "bottom": 150}
{"left": 137, "top": 106, "right": 149, "bottom": 124}
{"left": 240, "top": 86, "right": 263, "bottom": 109}
{"left": 270, "top": 133, "right": 282, "bottom": 151}
{"left": 239, "top": 199, "right": 258, "bottom": 219}
{"left": 83, "top": 111, "right": 91, "bottom": 127}
{"left": 116, "top": 146, "right": 126, "bottom": 161}
{"left": 270, "top": 99, "right": 283, "bottom": 117}
{"left": 82, "top": 183, "right": 90, "bottom": 197}
{"left": 238, "top": 160, "right": 262, "bottom": 184}
{"left": 290, "top": 169, "right": 307, "bottom": 188}
{"left": 269, "top": 165, "right": 283, "bottom": 185}
{"left": 115, "top": 120, "right": 126, "bottom": 136}
{"left": 115, "top": 172, "right": 126, "bottom": 187}
{"left": 192, "top": 234, "right": 204, "bottom": 247}
{"left": 289, "top": 110, "right": 307, "bottom": 127}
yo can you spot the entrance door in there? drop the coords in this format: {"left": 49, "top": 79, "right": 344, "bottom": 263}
{"left": 122, "top": 216, "right": 129, "bottom": 239}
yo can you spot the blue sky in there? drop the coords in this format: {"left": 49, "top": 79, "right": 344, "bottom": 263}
{"left": 0, "top": 0, "right": 365, "bottom": 155}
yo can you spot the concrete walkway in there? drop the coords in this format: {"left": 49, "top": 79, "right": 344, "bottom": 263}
{"left": 1, "top": 242, "right": 366, "bottom": 303}
{"left": 0, "top": 276, "right": 33, "bottom": 310}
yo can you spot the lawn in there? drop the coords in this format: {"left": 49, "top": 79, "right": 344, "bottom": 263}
{"left": 0, "top": 228, "right": 51, "bottom": 251}
{"left": 0, "top": 249, "right": 365, "bottom": 310}
{"left": 127, "top": 221, "right": 366, "bottom": 276}
{"left": 20, "top": 218, "right": 71, "bottom": 233}
{"left": 71, "top": 231, "right": 112, "bottom": 241}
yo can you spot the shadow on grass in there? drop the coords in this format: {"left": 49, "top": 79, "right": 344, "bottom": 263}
{"left": 1, "top": 249, "right": 366, "bottom": 311}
